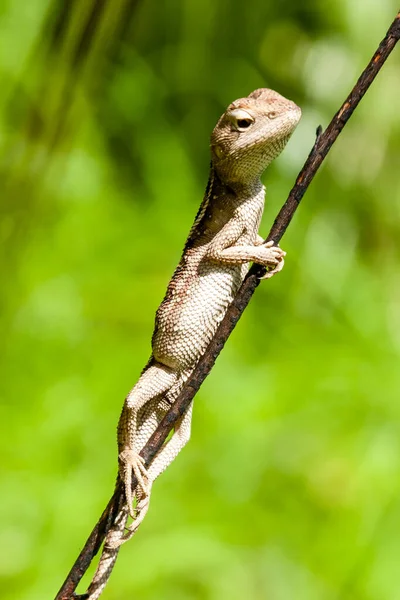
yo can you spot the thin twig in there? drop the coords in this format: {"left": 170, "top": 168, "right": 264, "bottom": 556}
{"left": 55, "top": 11, "right": 400, "bottom": 600}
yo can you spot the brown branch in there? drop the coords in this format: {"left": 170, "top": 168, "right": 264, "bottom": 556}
{"left": 55, "top": 11, "right": 400, "bottom": 600}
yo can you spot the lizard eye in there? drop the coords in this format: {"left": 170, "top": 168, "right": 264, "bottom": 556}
{"left": 228, "top": 108, "right": 255, "bottom": 132}
{"left": 236, "top": 118, "right": 252, "bottom": 129}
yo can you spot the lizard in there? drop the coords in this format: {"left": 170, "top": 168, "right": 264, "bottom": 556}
{"left": 83, "top": 87, "right": 301, "bottom": 599}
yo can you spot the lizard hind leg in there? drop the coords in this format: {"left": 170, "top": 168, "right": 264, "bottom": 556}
{"left": 118, "top": 361, "right": 178, "bottom": 519}
{"left": 119, "top": 396, "right": 194, "bottom": 544}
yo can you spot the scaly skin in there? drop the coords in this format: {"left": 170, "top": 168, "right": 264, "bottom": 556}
{"left": 86, "top": 88, "right": 301, "bottom": 599}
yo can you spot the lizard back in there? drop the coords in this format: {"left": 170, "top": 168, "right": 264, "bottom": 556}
{"left": 152, "top": 173, "right": 265, "bottom": 370}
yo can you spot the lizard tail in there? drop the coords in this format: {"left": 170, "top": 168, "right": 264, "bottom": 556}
{"left": 84, "top": 487, "right": 149, "bottom": 599}
{"left": 85, "top": 506, "right": 129, "bottom": 600}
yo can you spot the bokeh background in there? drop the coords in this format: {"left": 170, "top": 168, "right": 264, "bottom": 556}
{"left": 1, "top": 1, "right": 400, "bottom": 599}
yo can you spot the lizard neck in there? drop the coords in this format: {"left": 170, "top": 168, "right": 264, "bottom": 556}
{"left": 212, "top": 164, "right": 264, "bottom": 199}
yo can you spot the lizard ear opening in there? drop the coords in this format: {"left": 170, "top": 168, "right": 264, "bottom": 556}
{"left": 212, "top": 144, "right": 225, "bottom": 159}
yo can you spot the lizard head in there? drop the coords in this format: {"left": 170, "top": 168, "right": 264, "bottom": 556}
{"left": 210, "top": 88, "right": 301, "bottom": 187}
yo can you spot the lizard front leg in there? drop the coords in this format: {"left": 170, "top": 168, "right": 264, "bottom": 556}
{"left": 207, "top": 218, "right": 285, "bottom": 275}
{"left": 117, "top": 361, "right": 178, "bottom": 519}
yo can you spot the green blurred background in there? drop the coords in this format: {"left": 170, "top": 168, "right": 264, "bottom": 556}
{"left": 1, "top": 1, "right": 400, "bottom": 598}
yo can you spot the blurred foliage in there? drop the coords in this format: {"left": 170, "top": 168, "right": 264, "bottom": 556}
{"left": 1, "top": 1, "right": 400, "bottom": 599}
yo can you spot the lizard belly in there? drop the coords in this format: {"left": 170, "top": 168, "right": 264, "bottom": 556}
{"left": 152, "top": 262, "right": 247, "bottom": 369}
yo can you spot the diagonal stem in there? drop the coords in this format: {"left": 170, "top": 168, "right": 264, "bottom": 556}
{"left": 55, "top": 10, "right": 400, "bottom": 600}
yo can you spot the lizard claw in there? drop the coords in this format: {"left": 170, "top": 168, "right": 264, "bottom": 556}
{"left": 125, "top": 495, "right": 150, "bottom": 539}
{"left": 108, "top": 493, "right": 151, "bottom": 548}
{"left": 119, "top": 448, "right": 150, "bottom": 519}
{"left": 259, "top": 256, "right": 285, "bottom": 279}
{"left": 257, "top": 240, "right": 286, "bottom": 279}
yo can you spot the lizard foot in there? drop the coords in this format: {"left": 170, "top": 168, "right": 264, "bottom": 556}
{"left": 119, "top": 448, "right": 150, "bottom": 519}
{"left": 124, "top": 494, "right": 150, "bottom": 542}
{"left": 107, "top": 493, "right": 151, "bottom": 549}
{"left": 258, "top": 240, "right": 285, "bottom": 279}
